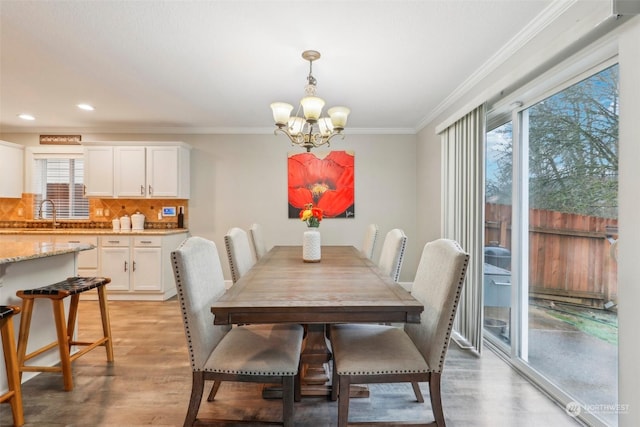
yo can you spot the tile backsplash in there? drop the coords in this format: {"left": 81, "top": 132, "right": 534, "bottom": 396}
{"left": 0, "top": 195, "right": 189, "bottom": 229}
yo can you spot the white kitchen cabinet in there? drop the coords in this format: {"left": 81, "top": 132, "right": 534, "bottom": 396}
{"left": 114, "top": 145, "right": 190, "bottom": 198}
{"left": 98, "top": 232, "right": 187, "bottom": 300}
{"left": 0, "top": 140, "right": 24, "bottom": 198}
{"left": 83, "top": 146, "right": 114, "bottom": 197}
{"left": 100, "top": 236, "right": 131, "bottom": 291}
{"left": 113, "top": 146, "right": 146, "bottom": 197}
{"left": 131, "top": 237, "right": 162, "bottom": 291}
{"left": 146, "top": 146, "right": 190, "bottom": 198}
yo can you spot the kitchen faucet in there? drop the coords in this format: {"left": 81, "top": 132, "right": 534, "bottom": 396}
{"left": 38, "top": 199, "right": 58, "bottom": 229}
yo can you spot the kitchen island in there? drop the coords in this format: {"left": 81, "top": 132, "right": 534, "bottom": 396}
{"left": 0, "top": 241, "right": 94, "bottom": 394}
{"left": 0, "top": 229, "right": 189, "bottom": 301}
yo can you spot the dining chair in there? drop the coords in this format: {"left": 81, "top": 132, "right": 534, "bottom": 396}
{"left": 361, "top": 223, "right": 379, "bottom": 260}
{"left": 224, "top": 227, "right": 255, "bottom": 284}
{"left": 249, "top": 223, "right": 268, "bottom": 260}
{"left": 378, "top": 228, "right": 407, "bottom": 282}
{"left": 330, "top": 238, "right": 469, "bottom": 427}
{"left": 171, "top": 236, "right": 303, "bottom": 427}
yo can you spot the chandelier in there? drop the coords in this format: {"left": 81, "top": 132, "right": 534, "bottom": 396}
{"left": 270, "top": 50, "right": 350, "bottom": 152}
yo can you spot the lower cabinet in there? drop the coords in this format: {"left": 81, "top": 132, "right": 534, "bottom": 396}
{"left": 99, "top": 232, "right": 187, "bottom": 300}
{"left": 100, "top": 237, "right": 131, "bottom": 292}
{"left": 131, "top": 240, "right": 162, "bottom": 292}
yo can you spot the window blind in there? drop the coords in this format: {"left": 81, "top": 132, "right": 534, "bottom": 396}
{"left": 32, "top": 157, "right": 89, "bottom": 220}
{"left": 440, "top": 104, "right": 486, "bottom": 355}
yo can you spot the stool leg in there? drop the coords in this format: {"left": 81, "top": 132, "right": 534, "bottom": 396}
{"left": 1, "top": 316, "right": 24, "bottom": 426}
{"left": 16, "top": 299, "right": 34, "bottom": 383}
{"left": 66, "top": 294, "right": 81, "bottom": 349}
{"left": 51, "top": 299, "right": 73, "bottom": 391}
{"left": 97, "top": 286, "right": 114, "bottom": 362}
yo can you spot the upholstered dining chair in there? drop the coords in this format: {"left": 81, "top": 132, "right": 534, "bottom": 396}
{"left": 361, "top": 223, "right": 379, "bottom": 260}
{"left": 171, "top": 236, "right": 303, "bottom": 427}
{"left": 378, "top": 228, "right": 407, "bottom": 282}
{"left": 330, "top": 238, "right": 469, "bottom": 427}
{"left": 249, "top": 223, "right": 268, "bottom": 261}
{"left": 224, "top": 227, "right": 256, "bottom": 284}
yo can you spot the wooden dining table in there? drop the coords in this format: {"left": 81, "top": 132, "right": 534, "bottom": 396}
{"left": 211, "top": 245, "right": 424, "bottom": 397}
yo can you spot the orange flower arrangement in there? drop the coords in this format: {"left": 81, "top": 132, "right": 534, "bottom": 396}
{"left": 299, "top": 203, "right": 323, "bottom": 228}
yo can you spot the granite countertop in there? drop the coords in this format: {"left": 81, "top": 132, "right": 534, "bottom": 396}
{"left": 0, "top": 228, "right": 189, "bottom": 236}
{"left": 0, "top": 241, "right": 95, "bottom": 265}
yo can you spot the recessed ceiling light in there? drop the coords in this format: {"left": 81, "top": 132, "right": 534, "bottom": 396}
{"left": 77, "top": 103, "right": 95, "bottom": 111}
{"left": 18, "top": 113, "right": 35, "bottom": 120}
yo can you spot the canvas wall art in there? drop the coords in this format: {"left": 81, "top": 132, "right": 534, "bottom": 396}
{"left": 287, "top": 150, "right": 355, "bottom": 218}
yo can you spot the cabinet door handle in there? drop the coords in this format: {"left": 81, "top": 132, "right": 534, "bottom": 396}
{"left": 108, "top": 240, "right": 120, "bottom": 244}
{"left": 124, "top": 261, "right": 128, "bottom": 272}
{"left": 132, "top": 261, "right": 136, "bottom": 272}
{"left": 140, "top": 185, "right": 145, "bottom": 196}
{"left": 68, "top": 240, "right": 80, "bottom": 243}
{"left": 139, "top": 240, "right": 153, "bottom": 244}
{"left": 148, "top": 185, "right": 153, "bottom": 196}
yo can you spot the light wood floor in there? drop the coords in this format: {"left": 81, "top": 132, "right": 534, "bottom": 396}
{"left": 0, "top": 298, "right": 583, "bottom": 426}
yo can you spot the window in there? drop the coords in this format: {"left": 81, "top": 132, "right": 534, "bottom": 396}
{"left": 32, "top": 156, "right": 89, "bottom": 220}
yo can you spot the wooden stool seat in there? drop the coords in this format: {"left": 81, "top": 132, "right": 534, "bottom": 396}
{"left": 1, "top": 305, "right": 24, "bottom": 426}
{"left": 19, "top": 277, "right": 108, "bottom": 296}
{"left": 16, "top": 277, "right": 113, "bottom": 391}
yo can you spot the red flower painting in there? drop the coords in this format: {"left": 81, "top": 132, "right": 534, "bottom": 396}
{"left": 288, "top": 151, "right": 355, "bottom": 218}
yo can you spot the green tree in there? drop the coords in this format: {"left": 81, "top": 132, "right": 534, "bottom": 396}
{"left": 487, "top": 64, "right": 619, "bottom": 218}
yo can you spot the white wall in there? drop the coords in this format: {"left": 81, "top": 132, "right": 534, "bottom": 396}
{"left": 2, "top": 132, "right": 419, "bottom": 283}
{"left": 416, "top": 122, "right": 442, "bottom": 246}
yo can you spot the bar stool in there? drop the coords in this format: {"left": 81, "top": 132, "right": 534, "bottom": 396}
{"left": 1, "top": 305, "right": 24, "bottom": 427}
{"left": 16, "top": 277, "right": 113, "bottom": 391}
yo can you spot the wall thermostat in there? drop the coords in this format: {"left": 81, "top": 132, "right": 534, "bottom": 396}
{"left": 162, "top": 206, "right": 177, "bottom": 216}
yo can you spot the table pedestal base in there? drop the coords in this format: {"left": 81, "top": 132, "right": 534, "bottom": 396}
{"left": 263, "top": 323, "right": 369, "bottom": 399}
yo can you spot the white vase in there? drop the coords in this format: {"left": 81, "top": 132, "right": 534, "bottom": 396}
{"left": 303, "top": 229, "right": 321, "bottom": 262}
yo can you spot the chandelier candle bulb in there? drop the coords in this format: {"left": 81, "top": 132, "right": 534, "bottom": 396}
{"left": 328, "top": 106, "right": 350, "bottom": 129}
{"left": 318, "top": 117, "right": 334, "bottom": 135}
{"left": 301, "top": 96, "right": 325, "bottom": 121}
{"left": 289, "top": 117, "right": 305, "bottom": 134}
{"left": 271, "top": 102, "right": 293, "bottom": 125}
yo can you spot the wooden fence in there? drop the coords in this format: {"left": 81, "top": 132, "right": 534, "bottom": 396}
{"left": 485, "top": 203, "right": 618, "bottom": 307}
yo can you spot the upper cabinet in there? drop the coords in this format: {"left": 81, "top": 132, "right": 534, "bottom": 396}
{"left": 0, "top": 140, "right": 24, "bottom": 198}
{"left": 84, "top": 146, "right": 114, "bottom": 197}
{"left": 113, "top": 146, "right": 146, "bottom": 197}
{"left": 83, "top": 142, "right": 190, "bottom": 199}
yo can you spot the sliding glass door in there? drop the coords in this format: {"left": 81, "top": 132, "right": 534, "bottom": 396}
{"left": 484, "top": 122, "right": 513, "bottom": 349}
{"left": 485, "top": 63, "right": 619, "bottom": 426}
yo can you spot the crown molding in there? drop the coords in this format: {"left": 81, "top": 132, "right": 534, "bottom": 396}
{"left": 416, "top": 0, "right": 578, "bottom": 132}
{"left": 0, "top": 125, "right": 417, "bottom": 136}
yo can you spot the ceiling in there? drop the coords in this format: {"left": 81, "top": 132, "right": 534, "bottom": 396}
{"left": 0, "top": 0, "right": 554, "bottom": 135}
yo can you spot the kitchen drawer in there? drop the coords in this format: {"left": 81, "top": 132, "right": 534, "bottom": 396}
{"left": 101, "top": 236, "right": 131, "bottom": 247}
{"left": 58, "top": 235, "right": 98, "bottom": 246}
{"left": 134, "top": 236, "right": 162, "bottom": 247}
{"left": 61, "top": 235, "right": 98, "bottom": 269}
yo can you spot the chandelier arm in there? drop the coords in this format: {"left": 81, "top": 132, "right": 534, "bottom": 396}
{"left": 311, "top": 131, "right": 345, "bottom": 148}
